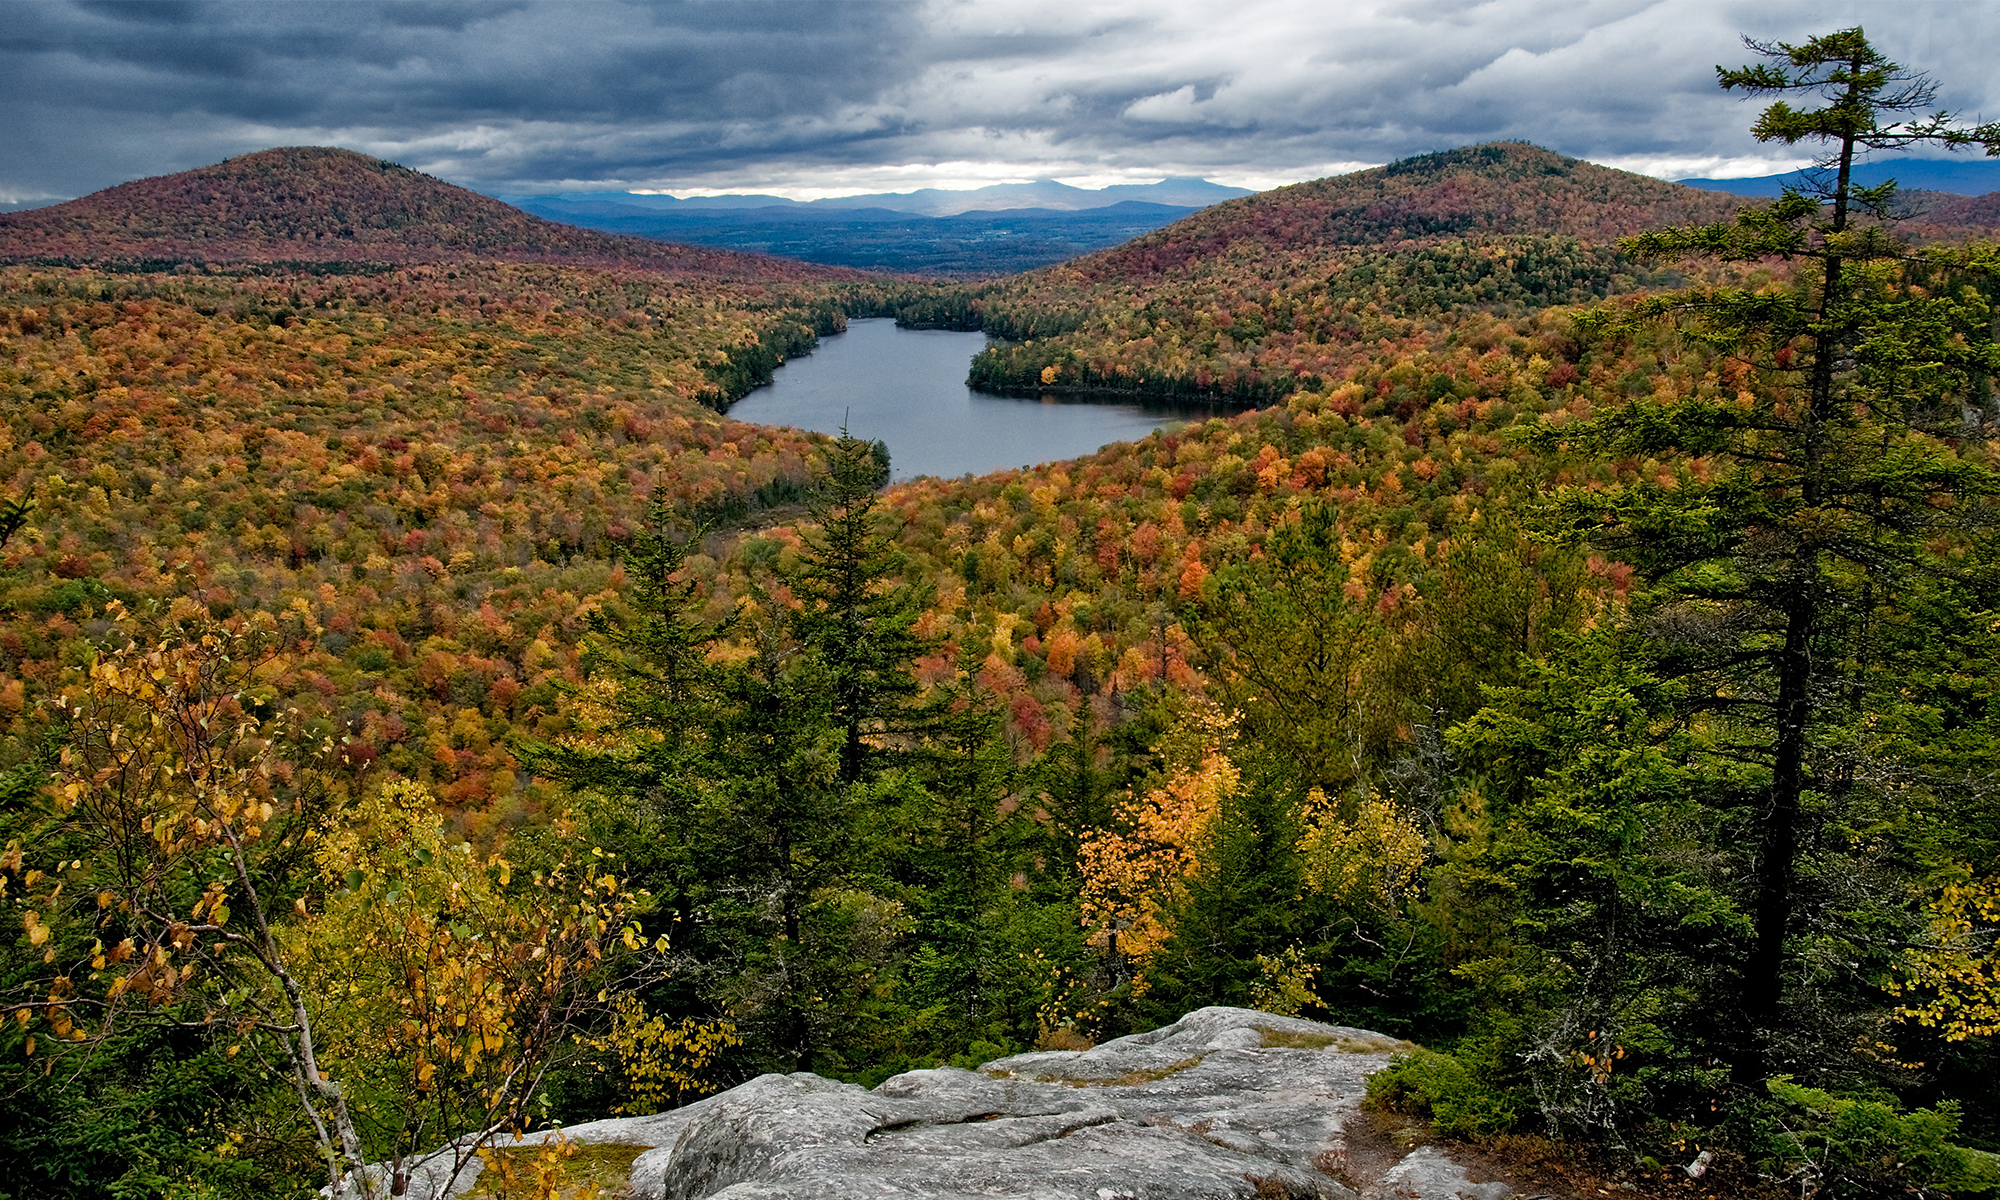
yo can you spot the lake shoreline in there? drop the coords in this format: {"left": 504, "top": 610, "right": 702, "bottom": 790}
{"left": 723, "top": 319, "right": 1225, "bottom": 481}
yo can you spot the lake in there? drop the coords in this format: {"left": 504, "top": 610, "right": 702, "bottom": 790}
{"left": 725, "top": 319, "right": 1222, "bottom": 480}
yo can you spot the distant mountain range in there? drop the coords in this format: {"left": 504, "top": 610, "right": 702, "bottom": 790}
{"left": 499, "top": 179, "right": 1255, "bottom": 276}
{"left": 499, "top": 177, "right": 1252, "bottom": 218}
{"left": 10, "top": 147, "right": 1994, "bottom": 283}
{"left": 1678, "top": 155, "right": 2000, "bottom": 197}
{"left": 504, "top": 198, "right": 1219, "bottom": 277}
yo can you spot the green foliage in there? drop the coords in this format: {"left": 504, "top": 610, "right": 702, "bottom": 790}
{"left": 1366, "top": 1049, "right": 1517, "bottom": 1140}
{"left": 790, "top": 430, "right": 929, "bottom": 782}
{"left": 1525, "top": 25, "right": 2000, "bottom": 1086}
{"left": 1187, "top": 499, "right": 1400, "bottom": 800}
{"left": 1761, "top": 1078, "right": 1999, "bottom": 1200}
{"left": 0, "top": 1025, "right": 307, "bottom": 1200}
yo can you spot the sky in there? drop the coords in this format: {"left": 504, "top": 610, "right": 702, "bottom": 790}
{"left": 2, "top": 0, "right": 1996, "bottom": 209}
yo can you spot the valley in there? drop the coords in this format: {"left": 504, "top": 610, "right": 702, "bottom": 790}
{"left": 3, "top": 43, "right": 2000, "bottom": 1200}
{"left": 726, "top": 318, "right": 1226, "bottom": 480}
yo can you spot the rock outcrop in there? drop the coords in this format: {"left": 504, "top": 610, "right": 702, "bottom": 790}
{"left": 410, "top": 1007, "right": 1516, "bottom": 1200}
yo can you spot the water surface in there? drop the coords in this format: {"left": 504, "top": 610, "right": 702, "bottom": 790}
{"left": 727, "top": 319, "right": 1219, "bottom": 480}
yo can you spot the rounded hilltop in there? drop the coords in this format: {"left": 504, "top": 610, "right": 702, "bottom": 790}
{"left": 0, "top": 146, "right": 861, "bottom": 280}
{"left": 1059, "top": 142, "right": 1752, "bottom": 286}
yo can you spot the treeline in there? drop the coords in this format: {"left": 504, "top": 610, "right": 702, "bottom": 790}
{"left": 846, "top": 142, "right": 1752, "bottom": 407}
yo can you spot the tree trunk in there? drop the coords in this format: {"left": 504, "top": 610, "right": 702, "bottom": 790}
{"left": 1742, "top": 584, "right": 1815, "bottom": 1080}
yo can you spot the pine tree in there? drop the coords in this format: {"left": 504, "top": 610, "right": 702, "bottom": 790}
{"left": 1536, "top": 27, "right": 2000, "bottom": 1081}
{"left": 788, "top": 431, "right": 927, "bottom": 783}
{"left": 520, "top": 505, "right": 851, "bottom": 1073}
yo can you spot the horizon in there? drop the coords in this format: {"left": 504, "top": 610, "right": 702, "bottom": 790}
{"left": 10, "top": 139, "right": 1995, "bottom": 219}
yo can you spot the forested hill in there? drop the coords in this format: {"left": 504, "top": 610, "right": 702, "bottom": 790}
{"left": 0, "top": 147, "right": 861, "bottom": 281}
{"left": 1914, "top": 188, "right": 2000, "bottom": 232}
{"left": 939, "top": 145, "right": 1753, "bottom": 403}
{"left": 1058, "top": 143, "right": 1747, "bottom": 286}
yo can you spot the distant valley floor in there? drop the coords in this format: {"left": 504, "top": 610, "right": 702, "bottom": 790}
{"left": 506, "top": 197, "right": 1206, "bottom": 276}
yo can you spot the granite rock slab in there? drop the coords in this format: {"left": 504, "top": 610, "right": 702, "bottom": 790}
{"left": 382, "top": 1007, "right": 1515, "bottom": 1200}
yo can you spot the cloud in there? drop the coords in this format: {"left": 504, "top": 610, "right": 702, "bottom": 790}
{"left": 2, "top": 0, "right": 1994, "bottom": 205}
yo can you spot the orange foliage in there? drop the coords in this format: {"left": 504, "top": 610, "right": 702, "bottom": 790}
{"left": 1077, "top": 736, "right": 1241, "bottom": 966}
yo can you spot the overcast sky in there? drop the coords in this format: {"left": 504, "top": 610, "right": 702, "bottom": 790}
{"left": 3, "top": 0, "right": 1995, "bottom": 207}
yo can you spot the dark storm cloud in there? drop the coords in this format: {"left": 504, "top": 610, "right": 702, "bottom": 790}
{"left": 2, "top": 0, "right": 1995, "bottom": 206}
{"left": 1, "top": 0, "right": 939, "bottom": 200}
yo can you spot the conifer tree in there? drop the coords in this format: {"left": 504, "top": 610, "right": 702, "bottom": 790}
{"left": 1534, "top": 26, "right": 2000, "bottom": 1081}
{"left": 788, "top": 431, "right": 926, "bottom": 783}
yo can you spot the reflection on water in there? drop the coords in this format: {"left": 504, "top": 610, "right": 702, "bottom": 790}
{"left": 725, "top": 319, "right": 1227, "bottom": 481}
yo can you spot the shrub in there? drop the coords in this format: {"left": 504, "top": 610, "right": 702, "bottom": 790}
{"left": 1366, "top": 1048, "right": 1517, "bottom": 1140}
{"left": 1762, "top": 1079, "right": 1999, "bottom": 1200}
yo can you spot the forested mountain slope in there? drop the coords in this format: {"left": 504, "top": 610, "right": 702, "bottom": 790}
{"left": 944, "top": 145, "right": 1749, "bottom": 402}
{"left": 0, "top": 148, "right": 861, "bottom": 281}
{"left": 946, "top": 143, "right": 1997, "bottom": 404}
{"left": 0, "top": 261, "right": 881, "bottom": 835}
{"left": 1073, "top": 143, "right": 1748, "bottom": 277}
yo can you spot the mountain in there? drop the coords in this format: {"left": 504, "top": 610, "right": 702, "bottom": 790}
{"left": 950, "top": 143, "right": 1759, "bottom": 403}
{"left": 1923, "top": 190, "right": 2000, "bottom": 227}
{"left": 953, "top": 143, "right": 2000, "bottom": 406}
{"left": 500, "top": 177, "right": 1255, "bottom": 274}
{"left": 501, "top": 176, "right": 1251, "bottom": 218}
{"left": 506, "top": 196, "right": 1207, "bottom": 276}
{"left": 1061, "top": 142, "right": 1751, "bottom": 287}
{"left": 0, "top": 147, "right": 860, "bottom": 280}
{"left": 1679, "top": 155, "right": 2000, "bottom": 197}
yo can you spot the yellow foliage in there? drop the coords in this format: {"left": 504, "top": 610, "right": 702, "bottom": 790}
{"left": 475, "top": 1133, "right": 594, "bottom": 1200}
{"left": 1297, "top": 789, "right": 1427, "bottom": 913}
{"left": 1892, "top": 875, "right": 2000, "bottom": 1041}
{"left": 290, "top": 779, "right": 656, "bottom": 1143}
{"left": 1077, "top": 742, "right": 1239, "bottom": 965}
{"left": 1249, "top": 947, "right": 1323, "bottom": 1018}
{"left": 588, "top": 994, "right": 740, "bottom": 1115}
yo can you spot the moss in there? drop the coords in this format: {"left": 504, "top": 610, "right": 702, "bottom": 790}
{"left": 1365, "top": 1049, "right": 1516, "bottom": 1140}
{"left": 468, "top": 1140, "right": 647, "bottom": 1200}
{"left": 1019, "top": 1055, "right": 1207, "bottom": 1088}
{"left": 1259, "top": 1028, "right": 1411, "bottom": 1054}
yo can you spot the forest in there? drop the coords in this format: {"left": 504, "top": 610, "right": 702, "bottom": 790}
{"left": 3, "top": 27, "right": 2000, "bottom": 1200}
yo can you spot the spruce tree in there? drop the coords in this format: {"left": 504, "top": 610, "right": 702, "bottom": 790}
{"left": 1535, "top": 27, "right": 2000, "bottom": 1082}
{"left": 788, "top": 431, "right": 927, "bottom": 783}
